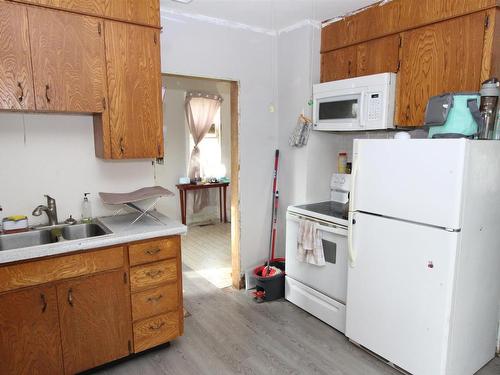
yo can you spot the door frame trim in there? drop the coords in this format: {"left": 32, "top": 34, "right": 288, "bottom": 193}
{"left": 161, "top": 73, "right": 242, "bottom": 289}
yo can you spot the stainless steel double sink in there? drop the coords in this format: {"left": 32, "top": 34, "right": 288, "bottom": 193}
{"left": 0, "top": 223, "right": 112, "bottom": 251}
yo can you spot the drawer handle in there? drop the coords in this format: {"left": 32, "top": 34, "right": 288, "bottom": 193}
{"left": 149, "top": 322, "right": 165, "bottom": 331}
{"left": 145, "top": 248, "right": 161, "bottom": 255}
{"left": 147, "top": 294, "right": 163, "bottom": 303}
{"left": 146, "top": 269, "right": 163, "bottom": 279}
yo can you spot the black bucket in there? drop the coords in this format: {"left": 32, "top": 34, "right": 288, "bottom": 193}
{"left": 253, "top": 259, "right": 285, "bottom": 302}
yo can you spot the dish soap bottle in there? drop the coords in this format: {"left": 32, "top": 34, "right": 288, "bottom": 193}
{"left": 81, "top": 193, "right": 92, "bottom": 223}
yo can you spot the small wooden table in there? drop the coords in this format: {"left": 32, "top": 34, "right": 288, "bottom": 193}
{"left": 176, "top": 182, "right": 229, "bottom": 225}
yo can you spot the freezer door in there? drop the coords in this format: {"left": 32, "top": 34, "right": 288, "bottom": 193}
{"left": 351, "top": 139, "right": 467, "bottom": 229}
{"left": 346, "top": 212, "right": 458, "bottom": 375}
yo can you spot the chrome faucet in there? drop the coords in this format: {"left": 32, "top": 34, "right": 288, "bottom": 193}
{"left": 32, "top": 195, "right": 58, "bottom": 226}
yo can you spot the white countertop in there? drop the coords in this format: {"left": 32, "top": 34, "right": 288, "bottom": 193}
{"left": 0, "top": 212, "right": 187, "bottom": 265}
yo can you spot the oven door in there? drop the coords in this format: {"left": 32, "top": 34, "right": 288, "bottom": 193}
{"left": 285, "top": 211, "right": 348, "bottom": 303}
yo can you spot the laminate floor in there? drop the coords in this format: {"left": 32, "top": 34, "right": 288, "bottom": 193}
{"left": 181, "top": 223, "right": 232, "bottom": 289}
{"left": 95, "top": 267, "right": 500, "bottom": 375}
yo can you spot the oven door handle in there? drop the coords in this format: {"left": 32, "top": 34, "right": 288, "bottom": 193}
{"left": 287, "top": 213, "right": 347, "bottom": 236}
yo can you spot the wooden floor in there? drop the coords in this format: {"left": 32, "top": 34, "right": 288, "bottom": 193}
{"left": 95, "top": 266, "right": 500, "bottom": 375}
{"left": 181, "top": 223, "right": 232, "bottom": 289}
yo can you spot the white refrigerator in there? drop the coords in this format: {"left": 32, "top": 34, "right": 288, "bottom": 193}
{"left": 346, "top": 139, "right": 500, "bottom": 375}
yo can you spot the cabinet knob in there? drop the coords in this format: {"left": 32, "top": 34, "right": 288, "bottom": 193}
{"left": 40, "top": 293, "right": 47, "bottom": 313}
{"left": 17, "top": 82, "right": 24, "bottom": 103}
{"left": 119, "top": 138, "right": 125, "bottom": 155}
{"left": 67, "top": 288, "right": 74, "bottom": 306}
{"left": 45, "top": 84, "right": 51, "bottom": 104}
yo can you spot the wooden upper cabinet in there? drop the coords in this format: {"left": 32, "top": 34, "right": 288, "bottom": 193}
{"left": 321, "top": 0, "right": 497, "bottom": 52}
{"left": 395, "top": 12, "right": 487, "bottom": 126}
{"left": 321, "top": 45, "right": 357, "bottom": 82}
{"left": 28, "top": 7, "right": 107, "bottom": 112}
{"left": 21, "top": 0, "right": 160, "bottom": 27}
{"left": 356, "top": 35, "right": 400, "bottom": 77}
{"left": 320, "top": 34, "right": 400, "bottom": 83}
{"left": 0, "top": 1, "right": 35, "bottom": 111}
{"left": 104, "top": 21, "right": 163, "bottom": 159}
{"left": 108, "top": 0, "right": 160, "bottom": 28}
{"left": 0, "top": 285, "right": 64, "bottom": 375}
{"left": 56, "top": 270, "right": 132, "bottom": 374}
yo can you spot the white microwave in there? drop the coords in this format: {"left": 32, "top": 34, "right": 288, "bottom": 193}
{"left": 313, "top": 72, "right": 396, "bottom": 131}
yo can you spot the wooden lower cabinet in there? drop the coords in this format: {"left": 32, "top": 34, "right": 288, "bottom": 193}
{"left": 0, "top": 235, "right": 183, "bottom": 374}
{"left": 131, "top": 282, "right": 179, "bottom": 322}
{"left": 133, "top": 311, "right": 180, "bottom": 352}
{"left": 0, "top": 285, "right": 64, "bottom": 375}
{"left": 57, "top": 270, "right": 132, "bottom": 375}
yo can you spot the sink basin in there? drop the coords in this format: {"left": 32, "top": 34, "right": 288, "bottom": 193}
{"left": 0, "top": 230, "right": 54, "bottom": 251}
{"left": 0, "top": 222, "right": 112, "bottom": 251}
{"left": 61, "top": 223, "right": 111, "bottom": 241}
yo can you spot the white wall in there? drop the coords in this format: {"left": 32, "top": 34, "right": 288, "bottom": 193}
{"left": 159, "top": 10, "right": 277, "bottom": 272}
{"left": 0, "top": 112, "right": 154, "bottom": 226}
{"left": 155, "top": 75, "right": 231, "bottom": 224}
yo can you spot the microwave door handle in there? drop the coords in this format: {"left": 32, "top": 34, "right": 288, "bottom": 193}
{"left": 358, "top": 93, "right": 365, "bottom": 128}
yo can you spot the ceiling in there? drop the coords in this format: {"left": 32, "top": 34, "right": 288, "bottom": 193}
{"left": 160, "top": 0, "right": 378, "bottom": 31}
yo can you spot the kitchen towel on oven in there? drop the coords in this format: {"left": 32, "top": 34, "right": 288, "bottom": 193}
{"left": 297, "top": 219, "right": 325, "bottom": 266}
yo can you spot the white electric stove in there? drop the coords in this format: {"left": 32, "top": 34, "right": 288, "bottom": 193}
{"left": 285, "top": 173, "right": 351, "bottom": 333}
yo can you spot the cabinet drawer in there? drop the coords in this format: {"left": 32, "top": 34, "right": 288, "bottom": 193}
{"left": 131, "top": 282, "right": 179, "bottom": 322}
{"left": 129, "top": 237, "right": 179, "bottom": 266}
{"left": 130, "top": 259, "right": 177, "bottom": 292}
{"left": 133, "top": 312, "right": 179, "bottom": 353}
{"left": 0, "top": 247, "right": 124, "bottom": 293}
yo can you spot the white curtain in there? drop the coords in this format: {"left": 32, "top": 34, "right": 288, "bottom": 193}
{"left": 185, "top": 92, "right": 223, "bottom": 213}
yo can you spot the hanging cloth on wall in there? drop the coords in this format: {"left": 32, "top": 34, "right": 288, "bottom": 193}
{"left": 185, "top": 91, "right": 223, "bottom": 213}
{"left": 289, "top": 114, "right": 313, "bottom": 147}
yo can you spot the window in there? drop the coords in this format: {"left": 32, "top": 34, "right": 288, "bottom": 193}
{"left": 188, "top": 107, "right": 225, "bottom": 178}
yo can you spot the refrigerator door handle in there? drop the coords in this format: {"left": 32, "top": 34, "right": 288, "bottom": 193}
{"left": 348, "top": 213, "right": 356, "bottom": 267}
{"left": 349, "top": 153, "right": 359, "bottom": 213}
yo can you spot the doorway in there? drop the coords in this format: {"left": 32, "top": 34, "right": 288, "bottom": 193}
{"left": 155, "top": 74, "right": 240, "bottom": 289}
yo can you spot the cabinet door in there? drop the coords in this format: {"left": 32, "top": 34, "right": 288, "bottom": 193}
{"left": 0, "top": 285, "right": 64, "bottom": 375}
{"left": 104, "top": 21, "right": 163, "bottom": 159}
{"left": 0, "top": 1, "right": 35, "bottom": 110}
{"left": 356, "top": 34, "right": 400, "bottom": 77}
{"left": 395, "top": 12, "right": 486, "bottom": 126}
{"left": 321, "top": 44, "right": 357, "bottom": 82}
{"left": 28, "top": 7, "right": 107, "bottom": 112}
{"left": 21, "top": 0, "right": 160, "bottom": 27}
{"left": 57, "top": 270, "right": 132, "bottom": 374}
{"left": 107, "top": 0, "right": 160, "bottom": 27}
